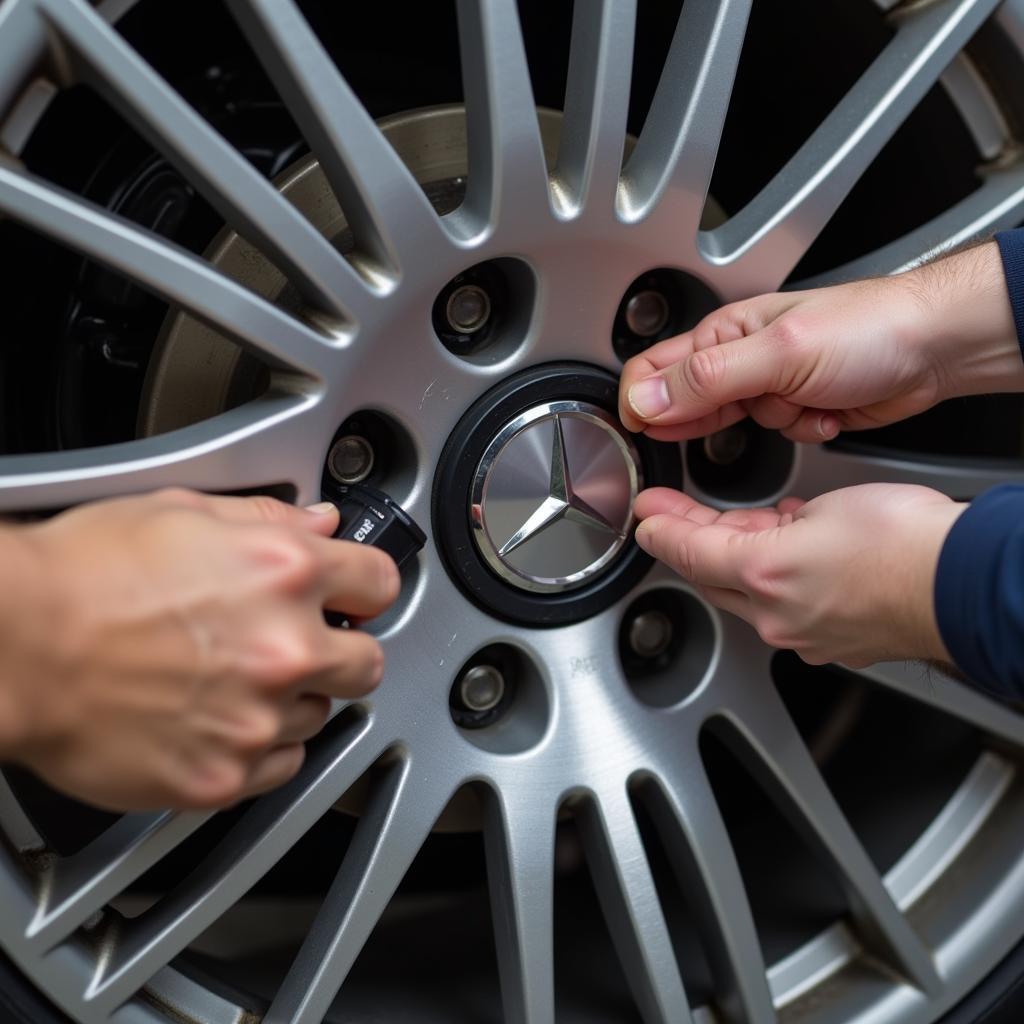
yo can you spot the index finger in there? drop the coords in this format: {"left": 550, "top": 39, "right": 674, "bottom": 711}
{"left": 634, "top": 514, "right": 753, "bottom": 590}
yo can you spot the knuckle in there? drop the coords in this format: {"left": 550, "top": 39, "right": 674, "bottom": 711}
{"left": 260, "top": 630, "right": 322, "bottom": 686}
{"left": 235, "top": 709, "right": 281, "bottom": 752}
{"left": 245, "top": 493, "right": 290, "bottom": 523}
{"left": 683, "top": 348, "right": 723, "bottom": 398}
{"left": 770, "top": 314, "right": 806, "bottom": 353}
{"left": 155, "top": 486, "right": 206, "bottom": 510}
{"left": 755, "top": 620, "right": 787, "bottom": 650}
{"left": 181, "top": 759, "right": 247, "bottom": 809}
{"left": 738, "top": 557, "right": 774, "bottom": 596}
{"left": 261, "top": 531, "right": 319, "bottom": 591}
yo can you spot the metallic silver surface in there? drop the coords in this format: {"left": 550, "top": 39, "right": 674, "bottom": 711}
{"left": 628, "top": 610, "right": 674, "bottom": 659}
{"left": 0, "top": 2, "right": 1022, "bottom": 1024}
{"left": 327, "top": 435, "right": 374, "bottom": 485}
{"left": 470, "top": 402, "right": 640, "bottom": 593}
{"left": 624, "top": 289, "right": 670, "bottom": 338}
{"left": 458, "top": 664, "right": 506, "bottom": 713}
{"left": 446, "top": 283, "right": 492, "bottom": 334}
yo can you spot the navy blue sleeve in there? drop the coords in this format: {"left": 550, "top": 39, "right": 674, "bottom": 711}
{"left": 934, "top": 485, "right": 1024, "bottom": 699}
{"left": 994, "top": 228, "right": 1024, "bottom": 359}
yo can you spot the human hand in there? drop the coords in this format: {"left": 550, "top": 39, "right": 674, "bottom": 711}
{"left": 0, "top": 489, "right": 399, "bottom": 812}
{"left": 634, "top": 483, "right": 966, "bottom": 668}
{"left": 619, "top": 242, "right": 1020, "bottom": 442}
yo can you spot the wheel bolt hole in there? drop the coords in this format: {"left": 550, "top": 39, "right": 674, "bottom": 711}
{"left": 450, "top": 644, "right": 548, "bottom": 753}
{"left": 433, "top": 258, "right": 534, "bottom": 363}
{"left": 620, "top": 590, "right": 715, "bottom": 708}
{"left": 624, "top": 290, "right": 670, "bottom": 338}
{"left": 446, "top": 284, "right": 492, "bottom": 334}
{"left": 327, "top": 434, "right": 375, "bottom": 484}
{"left": 702, "top": 424, "right": 749, "bottom": 466}
{"left": 613, "top": 269, "right": 720, "bottom": 363}
{"left": 627, "top": 609, "right": 675, "bottom": 660}
{"left": 321, "top": 410, "right": 417, "bottom": 506}
{"left": 686, "top": 421, "right": 794, "bottom": 503}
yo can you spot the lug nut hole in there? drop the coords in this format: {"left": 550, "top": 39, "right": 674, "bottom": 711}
{"left": 613, "top": 269, "right": 720, "bottom": 363}
{"left": 432, "top": 258, "right": 534, "bottom": 363}
{"left": 322, "top": 410, "right": 417, "bottom": 506}
{"left": 450, "top": 644, "right": 549, "bottom": 753}
{"left": 686, "top": 421, "right": 794, "bottom": 503}
{"left": 620, "top": 589, "right": 715, "bottom": 708}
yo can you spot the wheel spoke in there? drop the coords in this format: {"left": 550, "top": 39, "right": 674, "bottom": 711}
{"left": 797, "top": 163, "right": 1024, "bottom": 286}
{"left": 0, "top": 390, "right": 319, "bottom": 513}
{"left": 264, "top": 759, "right": 447, "bottom": 1024}
{"left": 26, "top": 812, "right": 209, "bottom": 955}
{"left": 640, "top": 768, "right": 776, "bottom": 1024}
{"left": 856, "top": 660, "right": 1024, "bottom": 748}
{"left": 0, "top": 0, "right": 46, "bottom": 108}
{"left": 711, "top": 698, "right": 940, "bottom": 993}
{"left": 577, "top": 788, "right": 693, "bottom": 1024}
{"left": 0, "top": 770, "right": 43, "bottom": 854}
{"left": 703, "top": 0, "right": 1001, "bottom": 294}
{"left": 452, "top": 0, "right": 551, "bottom": 235}
{"left": 32, "top": 0, "right": 371, "bottom": 323}
{"left": 224, "top": 0, "right": 450, "bottom": 278}
{"left": 621, "top": 0, "right": 752, "bottom": 237}
{"left": 555, "top": 0, "right": 636, "bottom": 218}
{"left": 0, "top": 164, "right": 337, "bottom": 378}
{"left": 81, "top": 714, "right": 383, "bottom": 1016}
{"left": 481, "top": 788, "right": 556, "bottom": 1024}
{"left": 787, "top": 442, "right": 1024, "bottom": 502}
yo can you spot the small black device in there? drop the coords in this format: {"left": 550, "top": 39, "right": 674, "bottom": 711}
{"left": 328, "top": 482, "right": 426, "bottom": 570}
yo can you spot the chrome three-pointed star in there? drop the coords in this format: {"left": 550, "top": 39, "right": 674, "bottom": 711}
{"left": 497, "top": 414, "right": 624, "bottom": 558}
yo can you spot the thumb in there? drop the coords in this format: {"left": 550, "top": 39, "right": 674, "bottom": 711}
{"left": 205, "top": 494, "right": 340, "bottom": 536}
{"left": 625, "top": 327, "right": 793, "bottom": 426}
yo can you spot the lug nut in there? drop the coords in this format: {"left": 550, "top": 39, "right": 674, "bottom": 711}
{"left": 458, "top": 664, "right": 506, "bottom": 713}
{"left": 446, "top": 284, "right": 492, "bottom": 334}
{"left": 328, "top": 435, "right": 375, "bottom": 484}
{"left": 703, "top": 425, "right": 748, "bottom": 466}
{"left": 624, "top": 289, "right": 670, "bottom": 338}
{"left": 628, "top": 610, "right": 674, "bottom": 660}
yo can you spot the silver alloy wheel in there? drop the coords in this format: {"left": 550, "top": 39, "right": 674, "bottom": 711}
{"left": 2, "top": 1, "right": 1024, "bottom": 1023}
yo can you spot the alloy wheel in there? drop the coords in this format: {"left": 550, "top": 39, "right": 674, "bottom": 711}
{"left": 1, "top": 1, "right": 1024, "bottom": 1023}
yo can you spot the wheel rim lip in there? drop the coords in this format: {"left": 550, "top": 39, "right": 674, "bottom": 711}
{"left": 0, "top": 3, "right": 1023, "bottom": 1023}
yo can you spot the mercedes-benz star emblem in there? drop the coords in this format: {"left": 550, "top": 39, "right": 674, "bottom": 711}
{"left": 470, "top": 401, "right": 642, "bottom": 593}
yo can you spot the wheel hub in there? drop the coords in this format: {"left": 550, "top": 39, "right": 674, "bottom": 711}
{"left": 433, "top": 363, "right": 680, "bottom": 626}
{"left": 470, "top": 399, "right": 639, "bottom": 594}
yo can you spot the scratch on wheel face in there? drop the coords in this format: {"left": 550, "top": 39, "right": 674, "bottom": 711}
{"left": 419, "top": 379, "right": 437, "bottom": 411}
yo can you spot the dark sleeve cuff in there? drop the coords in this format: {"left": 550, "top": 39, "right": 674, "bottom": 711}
{"left": 994, "top": 229, "right": 1024, "bottom": 360}
{"left": 934, "top": 484, "right": 1024, "bottom": 700}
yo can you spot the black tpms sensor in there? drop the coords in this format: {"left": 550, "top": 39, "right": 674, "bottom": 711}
{"left": 325, "top": 482, "right": 426, "bottom": 571}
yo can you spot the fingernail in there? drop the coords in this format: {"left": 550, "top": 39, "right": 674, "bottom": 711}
{"left": 817, "top": 415, "right": 839, "bottom": 440}
{"left": 634, "top": 523, "right": 653, "bottom": 553}
{"left": 305, "top": 501, "right": 337, "bottom": 515}
{"left": 628, "top": 377, "right": 671, "bottom": 420}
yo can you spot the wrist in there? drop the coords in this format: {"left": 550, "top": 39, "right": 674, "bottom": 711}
{"left": 888, "top": 502, "right": 967, "bottom": 663}
{"left": 900, "top": 241, "right": 1024, "bottom": 400}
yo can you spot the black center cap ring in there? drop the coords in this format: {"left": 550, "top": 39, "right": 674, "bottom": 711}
{"left": 432, "top": 362, "right": 683, "bottom": 627}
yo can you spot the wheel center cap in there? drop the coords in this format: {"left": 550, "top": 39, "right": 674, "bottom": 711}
{"left": 470, "top": 401, "right": 640, "bottom": 593}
